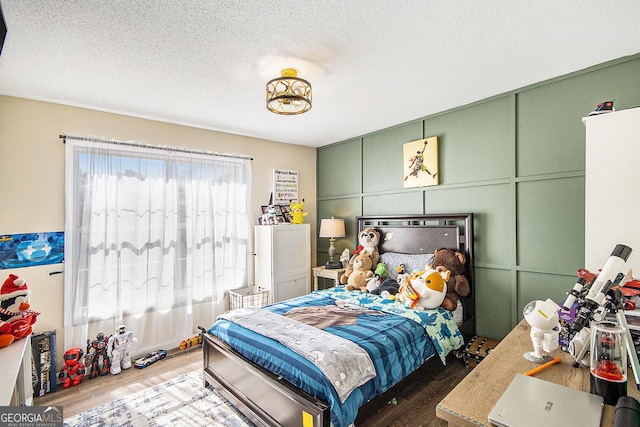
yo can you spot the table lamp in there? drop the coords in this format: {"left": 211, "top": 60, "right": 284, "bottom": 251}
{"left": 319, "top": 217, "right": 346, "bottom": 269}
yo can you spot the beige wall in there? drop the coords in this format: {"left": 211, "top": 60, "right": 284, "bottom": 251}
{"left": 0, "top": 95, "right": 316, "bottom": 362}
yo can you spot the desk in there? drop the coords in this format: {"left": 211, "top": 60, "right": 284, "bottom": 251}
{"left": 436, "top": 320, "right": 640, "bottom": 426}
{"left": 311, "top": 266, "right": 345, "bottom": 291}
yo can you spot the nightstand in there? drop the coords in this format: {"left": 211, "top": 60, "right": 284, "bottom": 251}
{"left": 312, "top": 266, "right": 346, "bottom": 291}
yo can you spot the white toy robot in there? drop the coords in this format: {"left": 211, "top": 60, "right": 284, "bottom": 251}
{"left": 523, "top": 298, "right": 561, "bottom": 363}
{"left": 107, "top": 324, "right": 137, "bottom": 375}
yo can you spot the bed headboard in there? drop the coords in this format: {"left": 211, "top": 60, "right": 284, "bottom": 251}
{"left": 356, "top": 213, "right": 475, "bottom": 338}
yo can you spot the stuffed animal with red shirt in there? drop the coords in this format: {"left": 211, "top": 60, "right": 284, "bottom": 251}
{"left": 340, "top": 228, "right": 380, "bottom": 284}
{"left": 0, "top": 274, "right": 40, "bottom": 347}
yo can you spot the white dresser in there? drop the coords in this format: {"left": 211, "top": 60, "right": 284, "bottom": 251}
{"left": 254, "top": 224, "right": 311, "bottom": 303}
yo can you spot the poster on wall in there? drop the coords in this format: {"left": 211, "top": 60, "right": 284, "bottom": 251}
{"left": 0, "top": 232, "right": 65, "bottom": 269}
{"left": 272, "top": 169, "right": 299, "bottom": 205}
{"left": 403, "top": 136, "right": 439, "bottom": 188}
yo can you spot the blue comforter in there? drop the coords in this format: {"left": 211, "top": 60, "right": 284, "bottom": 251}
{"left": 208, "top": 287, "right": 463, "bottom": 427}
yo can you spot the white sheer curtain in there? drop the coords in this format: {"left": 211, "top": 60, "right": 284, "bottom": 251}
{"left": 64, "top": 138, "right": 252, "bottom": 356}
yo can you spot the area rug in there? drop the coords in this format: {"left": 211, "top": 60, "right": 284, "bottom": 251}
{"left": 64, "top": 370, "right": 256, "bottom": 427}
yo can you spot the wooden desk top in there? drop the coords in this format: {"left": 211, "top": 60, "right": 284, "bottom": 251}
{"left": 436, "top": 320, "right": 640, "bottom": 427}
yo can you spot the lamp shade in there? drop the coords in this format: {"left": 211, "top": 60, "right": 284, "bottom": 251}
{"left": 319, "top": 218, "right": 346, "bottom": 238}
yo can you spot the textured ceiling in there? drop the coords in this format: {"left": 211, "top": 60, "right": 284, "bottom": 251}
{"left": 1, "top": 1, "right": 639, "bottom": 147}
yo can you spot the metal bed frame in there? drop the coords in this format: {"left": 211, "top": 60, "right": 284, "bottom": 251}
{"left": 202, "top": 213, "right": 475, "bottom": 427}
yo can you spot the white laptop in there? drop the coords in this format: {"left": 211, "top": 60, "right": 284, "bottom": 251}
{"left": 488, "top": 374, "right": 604, "bottom": 427}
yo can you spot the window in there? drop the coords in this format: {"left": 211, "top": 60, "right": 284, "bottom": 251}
{"left": 64, "top": 138, "right": 251, "bottom": 353}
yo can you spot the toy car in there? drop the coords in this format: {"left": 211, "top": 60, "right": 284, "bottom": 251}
{"left": 134, "top": 349, "right": 167, "bottom": 368}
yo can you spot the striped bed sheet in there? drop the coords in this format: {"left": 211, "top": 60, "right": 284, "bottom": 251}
{"left": 208, "top": 287, "right": 463, "bottom": 427}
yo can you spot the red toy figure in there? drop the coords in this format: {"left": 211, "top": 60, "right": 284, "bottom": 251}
{"left": 59, "top": 348, "right": 86, "bottom": 388}
{"left": 0, "top": 274, "right": 41, "bottom": 347}
{"left": 85, "top": 332, "right": 111, "bottom": 378}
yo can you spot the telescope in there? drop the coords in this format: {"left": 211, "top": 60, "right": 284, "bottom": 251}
{"left": 564, "top": 244, "right": 640, "bottom": 390}
{"left": 568, "top": 245, "right": 631, "bottom": 334}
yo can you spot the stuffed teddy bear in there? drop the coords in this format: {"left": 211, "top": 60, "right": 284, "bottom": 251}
{"left": 345, "top": 253, "right": 374, "bottom": 291}
{"left": 0, "top": 274, "right": 40, "bottom": 348}
{"left": 340, "top": 228, "right": 380, "bottom": 284}
{"left": 431, "top": 248, "right": 470, "bottom": 311}
{"left": 396, "top": 267, "right": 449, "bottom": 310}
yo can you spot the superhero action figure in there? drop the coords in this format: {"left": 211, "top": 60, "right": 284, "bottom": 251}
{"left": 58, "top": 348, "right": 86, "bottom": 388}
{"left": 85, "top": 332, "right": 111, "bottom": 378}
{"left": 107, "top": 324, "right": 137, "bottom": 375}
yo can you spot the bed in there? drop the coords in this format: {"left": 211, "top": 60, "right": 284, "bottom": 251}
{"left": 202, "top": 213, "right": 475, "bottom": 427}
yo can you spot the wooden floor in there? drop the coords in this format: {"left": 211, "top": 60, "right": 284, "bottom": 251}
{"left": 355, "top": 353, "right": 469, "bottom": 427}
{"left": 35, "top": 347, "right": 203, "bottom": 417}
{"left": 35, "top": 346, "right": 470, "bottom": 426}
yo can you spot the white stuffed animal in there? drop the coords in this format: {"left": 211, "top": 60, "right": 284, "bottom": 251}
{"left": 365, "top": 274, "right": 382, "bottom": 293}
{"left": 396, "top": 268, "right": 449, "bottom": 310}
{"left": 339, "top": 248, "right": 350, "bottom": 267}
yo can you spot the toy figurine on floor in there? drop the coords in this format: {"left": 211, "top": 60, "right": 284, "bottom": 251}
{"left": 107, "top": 324, "right": 137, "bottom": 375}
{"left": 59, "top": 347, "right": 86, "bottom": 388}
{"left": 85, "top": 332, "right": 111, "bottom": 378}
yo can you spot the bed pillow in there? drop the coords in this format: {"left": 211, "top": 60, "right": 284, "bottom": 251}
{"left": 379, "top": 252, "right": 434, "bottom": 280}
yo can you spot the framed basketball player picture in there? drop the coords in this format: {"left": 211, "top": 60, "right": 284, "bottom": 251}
{"left": 403, "top": 136, "right": 439, "bottom": 188}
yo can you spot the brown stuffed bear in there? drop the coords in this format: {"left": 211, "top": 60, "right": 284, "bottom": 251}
{"left": 431, "top": 248, "right": 470, "bottom": 311}
{"left": 345, "top": 253, "right": 374, "bottom": 291}
{"left": 340, "top": 228, "right": 380, "bottom": 284}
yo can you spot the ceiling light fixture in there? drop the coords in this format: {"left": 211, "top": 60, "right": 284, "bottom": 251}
{"left": 266, "top": 68, "right": 312, "bottom": 115}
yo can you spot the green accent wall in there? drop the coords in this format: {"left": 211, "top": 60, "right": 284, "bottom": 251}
{"left": 316, "top": 54, "right": 640, "bottom": 340}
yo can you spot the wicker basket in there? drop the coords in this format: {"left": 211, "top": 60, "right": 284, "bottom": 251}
{"left": 229, "top": 286, "right": 270, "bottom": 310}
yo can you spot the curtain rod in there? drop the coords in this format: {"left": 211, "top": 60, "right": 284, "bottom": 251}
{"left": 59, "top": 134, "right": 253, "bottom": 161}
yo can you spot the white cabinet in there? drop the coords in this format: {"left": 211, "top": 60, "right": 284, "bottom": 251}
{"left": 254, "top": 224, "right": 311, "bottom": 303}
{"left": 584, "top": 108, "right": 640, "bottom": 272}
{"left": 0, "top": 336, "right": 33, "bottom": 406}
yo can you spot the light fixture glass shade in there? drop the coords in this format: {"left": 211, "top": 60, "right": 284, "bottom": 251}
{"left": 266, "top": 68, "right": 312, "bottom": 115}
{"left": 319, "top": 218, "right": 346, "bottom": 238}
